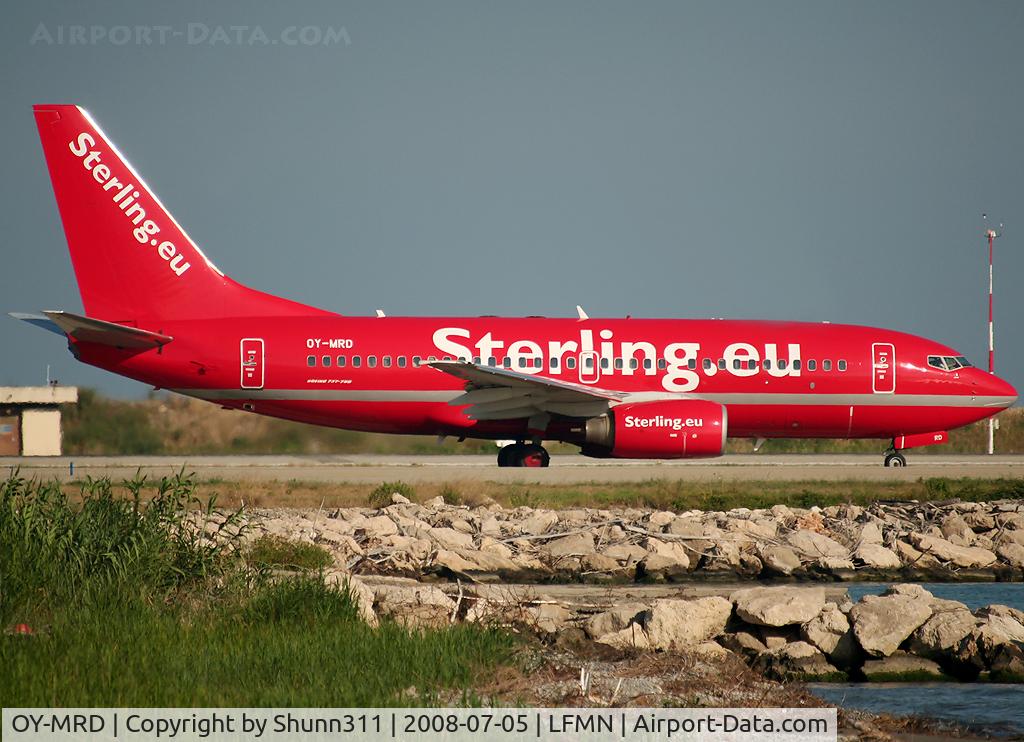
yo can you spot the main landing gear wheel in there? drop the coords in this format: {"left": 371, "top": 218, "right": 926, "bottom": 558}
{"left": 884, "top": 451, "right": 907, "bottom": 468}
{"left": 497, "top": 443, "right": 550, "bottom": 468}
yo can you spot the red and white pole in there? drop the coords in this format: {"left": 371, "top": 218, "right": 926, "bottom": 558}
{"left": 984, "top": 220, "right": 999, "bottom": 455}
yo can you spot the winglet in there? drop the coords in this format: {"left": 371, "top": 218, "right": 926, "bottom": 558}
{"left": 576, "top": 304, "right": 589, "bottom": 320}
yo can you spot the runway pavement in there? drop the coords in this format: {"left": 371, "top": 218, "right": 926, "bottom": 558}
{"left": 2, "top": 454, "right": 1023, "bottom": 483}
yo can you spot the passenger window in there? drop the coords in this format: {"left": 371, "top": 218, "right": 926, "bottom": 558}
{"left": 807, "top": 359, "right": 816, "bottom": 371}
{"left": 643, "top": 358, "right": 653, "bottom": 370}
{"left": 352, "top": 356, "right": 362, "bottom": 368}
{"left": 614, "top": 358, "right": 624, "bottom": 370}
{"left": 600, "top": 357, "right": 610, "bottom": 370}
{"left": 337, "top": 355, "right": 347, "bottom": 367}
{"left": 778, "top": 359, "right": 788, "bottom": 370}
{"left": 703, "top": 358, "right": 713, "bottom": 371}
{"left": 535, "top": 357, "right": 542, "bottom": 369}
{"left": 658, "top": 358, "right": 667, "bottom": 370}
{"left": 322, "top": 355, "right": 331, "bottom": 367}
{"left": 306, "top": 355, "right": 316, "bottom": 367}
{"left": 397, "top": 356, "right": 407, "bottom": 368}
{"left": 629, "top": 358, "right": 639, "bottom": 370}
{"left": 487, "top": 356, "right": 496, "bottom": 367}
{"left": 412, "top": 356, "right": 421, "bottom": 367}
{"left": 688, "top": 358, "right": 697, "bottom": 370}
{"left": 733, "top": 359, "right": 741, "bottom": 370}
{"left": 428, "top": 355, "right": 437, "bottom": 363}
{"left": 823, "top": 360, "right": 831, "bottom": 371}
{"left": 717, "top": 359, "right": 726, "bottom": 370}
{"left": 566, "top": 357, "right": 577, "bottom": 370}
{"left": 367, "top": 356, "right": 377, "bottom": 368}
{"left": 502, "top": 356, "right": 511, "bottom": 369}
{"left": 519, "top": 357, "right": 527, "bottom": 369}
{"left": 838, "top": 360, "right": 847, "bottom": 371}
{"left": 585, "top": 356, "right": 594, "bottom": 369}
{"left": 472, "top": 356, "right": 481, "bottom": 365}
{"left": 383, "top": 356, "right": 392, "bottom": 368}
{"left": 792, "top": 359, "right": 801, "bottom": 371}
{"left": 764, "top": 359, "right": 772, "bottom": 370}
{"left": 551, "top": 357, "right": 559, "bottom": 369}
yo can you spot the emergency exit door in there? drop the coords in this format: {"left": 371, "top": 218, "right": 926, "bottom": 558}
{"left": 872, "top": 343, "right": 895, "bottom": 394}
{"left": 240, "top": 338, "right": 265, "bottom": 389}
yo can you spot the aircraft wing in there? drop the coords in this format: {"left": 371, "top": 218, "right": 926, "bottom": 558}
{"left": 428, "top": 360, "right": 622, "bottom": 420}
{"left": 10, "top": 310, "right": 172, "bottom": 350}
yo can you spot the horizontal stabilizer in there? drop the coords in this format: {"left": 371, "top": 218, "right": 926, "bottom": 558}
{"left": 41, "top": 310, "right": 173, "bottom": 349}
{"left": 9, "top": 312, "right": 65, "bottom": 336}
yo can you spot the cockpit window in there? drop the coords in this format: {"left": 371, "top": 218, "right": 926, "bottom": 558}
{"left": 928, "top": 355, "right": 973, "bottom": 372}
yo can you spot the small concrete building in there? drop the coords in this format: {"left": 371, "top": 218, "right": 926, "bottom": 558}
{"left": 0, "top": 386, "right": 78, "bottom": 456}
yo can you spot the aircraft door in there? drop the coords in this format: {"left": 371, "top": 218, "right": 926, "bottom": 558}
{"left": 871, "top": 343, "right": 895, "bottom": 394}
{"left": 240, "top": 338, "right": 265, "bottom": 389}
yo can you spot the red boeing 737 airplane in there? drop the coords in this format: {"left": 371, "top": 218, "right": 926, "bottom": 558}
{"left": 13, "top": 105, "right": 1017, "bottom": 467}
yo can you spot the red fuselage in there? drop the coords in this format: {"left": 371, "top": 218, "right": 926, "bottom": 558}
{"left": 73, "top": 315, "right": 1016, "bottom": 446}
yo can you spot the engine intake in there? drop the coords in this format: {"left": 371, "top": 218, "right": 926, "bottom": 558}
{"left": 582, "top": 399, "right": 727, "bottom": 459}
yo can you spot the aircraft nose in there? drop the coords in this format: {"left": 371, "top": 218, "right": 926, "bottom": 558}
{"left": 973, "top": 371, "right": 1018, "bottom": 407}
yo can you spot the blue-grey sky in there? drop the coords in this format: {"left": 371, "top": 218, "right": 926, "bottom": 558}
{"left": 2, "top": 0, "right": 1022, "bottom": 397}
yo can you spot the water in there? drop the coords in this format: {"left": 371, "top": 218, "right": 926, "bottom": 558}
{"left": 817, "top": 583, "right": 1024, "bottom": 735}
{"left": 811, "top": 683, "right": 1024, "bottom": 737}
{"left": 846, "top": 582, "right": 1024, "bottom": 612}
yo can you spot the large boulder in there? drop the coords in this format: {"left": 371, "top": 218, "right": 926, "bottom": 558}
{"left": 520, "top": 510, "right": 558, "bottom": 535}
{"left": 596, "top": 623, "right": 650, "bottom": 650}
{"left": 854, "top": 543, "right": 903, "bottom": 570}
{"left": 358, "top": 515, "right": 398, "bottom": 539}
{"left": 800, "top": 602, "right": 860, "bottom": 668}
{"left": 908, "top": 605, "right": 977, "bottom": 660}
{"left": 645, "top": 597, "right": 732, "bottom": 650}
{"left": 758, "top": 544, "right": 803, "bottom": 576}
{"left": 719, "top": 630, "right": 768, "bottom": 658}
{"left": 544, "top": 532, "right": 596, "bottom": 559}
{"left": 975, "top": 605, "right": 1024, "bottom": 644}
{"left": 862, "top": 651, "right": 947, "bottom": 681}
{"left": 753, "top": 641, "right": 840, "bottom": 680}
{"left": 731, "top": 586, "right": 826, "bottom": 627}
{"left": 428, "top": 527, "right": 475, "bottom": 550}
{"left": 940, "top": 514, "right": 976, "bottom": 547}
{"left": 909, "top": 534, "right": 997, "bottom": 568}
{"left": 585, "top": 603, "right": 650, "bottom": 640}
{"left": 997, "top": 543, "right": 1024, "bottom": 568}
{"left": 602, "top": 543, "right": 649, "bottom": 565}
{"left": 787, "top": 530, "right": 849, "bottom": 559}
{"left": 374, "top": 583, "right": 455, "bottom": 628}
{"left": 849, "top": 586, "right": 934, "bottom": 657}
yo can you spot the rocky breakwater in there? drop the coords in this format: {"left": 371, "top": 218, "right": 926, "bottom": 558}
{"left": 249, "top": 494, "right": 1024, "bottom": 583}
{"left": 339, "top": 577, "right": 1024, "bottom": 684}
{"left": 593, "top": 584, "right": 1024, "bottom": 683}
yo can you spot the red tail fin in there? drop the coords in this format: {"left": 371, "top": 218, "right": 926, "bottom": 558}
{"left": 34, "top": 105, "right": 330, "bottom": 323}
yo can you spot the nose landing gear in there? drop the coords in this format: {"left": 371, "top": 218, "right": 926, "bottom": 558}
{"left": 497, "top": 441, "right": 550, "bottom": 467}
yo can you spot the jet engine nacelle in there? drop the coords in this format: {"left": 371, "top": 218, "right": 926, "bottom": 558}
{"left": 582, "top": 399, "right": 728, "bottom": 459}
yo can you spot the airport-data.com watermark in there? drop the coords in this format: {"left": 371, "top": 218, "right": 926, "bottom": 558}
{"left": 30, "top": 23, "right": 350, "bottom": 47}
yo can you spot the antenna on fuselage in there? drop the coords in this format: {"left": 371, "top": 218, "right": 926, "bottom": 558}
{"left": 576, "top": 305, "right": 589, "bottom": 321}
{"left": 375, "top": 309, "right": 386, "bottom": 318}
